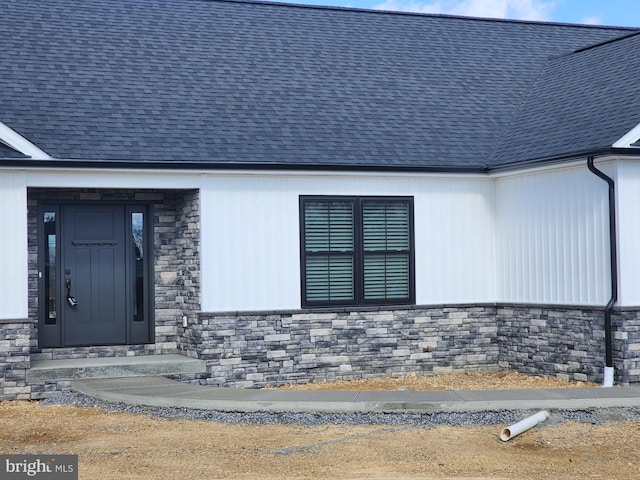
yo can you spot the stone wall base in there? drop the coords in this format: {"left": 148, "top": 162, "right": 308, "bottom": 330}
{"left": 29, "top": 380, "right": 72, "bottom": 400}
{"left": 186, "top": 304, "right": 640, "bottom": 388}
{"left": 188, "top": 306, "right": 500, "bottom": 388}
{"left": 497, "top": 306, "right": 640, "bottom": 385}
{"left": 497, "top": 305, "right": 607, "bottom": 383}
{"left": 8, "top": 304, "right": 640, "bottom": 399}
{"left": 0, "top": 319, "right": 33, "bottom": 400}
{"left": 31, "top": 344, "right": 179, "bottom": 362}
{"left": 612, "top": 310, "right": 640, "bottom": 384}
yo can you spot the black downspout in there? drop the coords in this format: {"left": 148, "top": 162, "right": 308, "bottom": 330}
{"left": 587, "top": 156, "right": 617, "bottom": 371}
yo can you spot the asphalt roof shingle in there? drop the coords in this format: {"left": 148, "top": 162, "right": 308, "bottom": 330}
{"left": 1, "top": 0, "right": 637, "bottom": 169}
{"left": 0, "top": 143, "right": 27, "bottom": 159}
{"left": 491, "top": 32, "right": 640, "bottom": 167}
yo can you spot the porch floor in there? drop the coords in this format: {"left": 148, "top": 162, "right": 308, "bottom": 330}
{"left": 27, "top": 354, "right": 207, "bottom": 382}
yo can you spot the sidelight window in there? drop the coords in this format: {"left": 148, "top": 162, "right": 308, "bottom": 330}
{"left": 131, "top": 211, "right": 145, "bottom": 323}
{"left": 43, "top": 211, "right": 58, "bottom": 325}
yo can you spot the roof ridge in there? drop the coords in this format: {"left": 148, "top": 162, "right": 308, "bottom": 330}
{"left": 573, "top": 30, "right": 640, "bottom": 53}
{"left": 206, "top": 0, "right": 638, "bottom": 31}
{"left": 543, "top": 30, "right": 640, "bottom": 62}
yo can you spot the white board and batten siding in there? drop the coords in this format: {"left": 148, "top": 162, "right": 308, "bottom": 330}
{"left": 200, "top": 163, "right": 620, "bottom": 312}
{"left": 495, "top": 164, "right": 611, "bottom": 306}
{"left": 0, "top": 171, "right": 28, "bottom": 319}
{"left": 200, "top": 173, "right": 496, "bottom": 312}
{"left": 616, "top": 160, "right": 640, "bottom": 307}
{"left": 0, "top": 160, "right": 628, "bottom": 318}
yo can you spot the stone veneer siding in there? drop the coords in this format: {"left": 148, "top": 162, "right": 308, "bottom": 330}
{"left": 496, "top": 305, "right": 608, "bottom": 383}
{"left": 26, "top": 188, "right": 200, "bottom": 361}
{"left": 611, "top": 310, "right": 640, "bottom": 384}
{"left": 187, "top": 306, "right": 500, "bottom": 388}
{"left": 181, "top": 304, "right": 640, "bottom": 388}
{"left": 0, "top": 318, "right": 33, "bottom": 400}
{"left": 5, "top": 302, "right": 640, "bottom": 398}
{"left": 497, "top": 306, "right": 640, "bottom": 384}
{"left": 174, "top": 190, "right": 201, "bottom": 352}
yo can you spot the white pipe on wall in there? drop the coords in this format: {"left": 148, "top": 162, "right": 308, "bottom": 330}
{"left": 500, "top": 410, "right": 550, "bottom": 442}
{"left": 603, "top": 366, "right": 614, "bottom": 388}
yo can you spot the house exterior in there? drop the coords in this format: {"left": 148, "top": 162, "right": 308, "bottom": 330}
{"left": 1, "top": 0, "right": 640, "bottom": 400}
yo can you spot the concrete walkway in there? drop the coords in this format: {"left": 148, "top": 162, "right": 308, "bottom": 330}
{"left": 71, "top": 376, "right": 640, "bottom": 413}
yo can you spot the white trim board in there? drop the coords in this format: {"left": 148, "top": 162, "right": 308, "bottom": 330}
{"left": 0, "top": 121, "right": 52, "bottom": 159}
{"left": 614, "top": 122, "right": 640, "bottom": 148}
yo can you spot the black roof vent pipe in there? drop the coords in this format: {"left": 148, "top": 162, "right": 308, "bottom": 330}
{"left": 587, "top": 156, "right": 617, "bottom": 387}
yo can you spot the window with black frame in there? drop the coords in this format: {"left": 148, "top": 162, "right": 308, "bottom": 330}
{"left": 300, "top": 196, "right": 415, "bottom": 307}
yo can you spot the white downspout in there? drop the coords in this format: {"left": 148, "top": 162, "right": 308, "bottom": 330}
{"left": 603, "top": 366, "right": 614, "bottom": 388}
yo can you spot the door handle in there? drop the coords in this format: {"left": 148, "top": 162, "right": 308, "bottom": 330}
{"left": 65, "top": 279, "right": 78, "bottom": 308}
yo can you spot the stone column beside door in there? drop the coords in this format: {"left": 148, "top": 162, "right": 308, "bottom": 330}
{"left": 0, "top": 318, "right": 33, "bottom": 400}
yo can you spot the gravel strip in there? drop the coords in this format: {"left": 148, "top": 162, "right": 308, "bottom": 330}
{"left": 39, "top": 391, "right": 640, "bottom": 426}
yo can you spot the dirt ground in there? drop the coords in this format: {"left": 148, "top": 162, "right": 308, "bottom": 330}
{"left": 2, "top": 373, "right": 639, "bottom": 480}
{"left": 269, "top": 370, "right": 599, "bottom": 391}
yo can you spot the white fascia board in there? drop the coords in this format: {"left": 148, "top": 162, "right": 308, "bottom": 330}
{"left": 7, "top": 164, "right": 490, "bottom": 180}
{"left": 489, "top": 158, "right": 598, "bottom": 178}
{"left": 0, "top": 121, "right": 53, "bottom": 159}
{"left": 613, "top": 122, "right": 640, "bottom": 148}
{"left": 24, "top": 168, "right": 202, "bottom": 189}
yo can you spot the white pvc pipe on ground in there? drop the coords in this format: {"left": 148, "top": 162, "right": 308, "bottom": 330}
{"left": 603, "top": 366, "right": 614, "bottom": 388}
{"left": 500, "top": 410, "right": 550, "bottom": 442}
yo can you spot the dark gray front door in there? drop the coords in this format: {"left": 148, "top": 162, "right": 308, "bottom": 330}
{"left": 62, "top": 205, "right": 127, "bottom": 346}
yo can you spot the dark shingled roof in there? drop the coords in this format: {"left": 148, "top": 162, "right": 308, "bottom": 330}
{"left": 491, "top": 32, "right": 640, "bottom": 167}
{"left": 1, "top": 0, "right": 637, "bottom": 170}
{"left": 0, "top": 143, "right": 28, "bottom": 159}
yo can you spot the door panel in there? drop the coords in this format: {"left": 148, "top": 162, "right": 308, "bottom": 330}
{"left": 62, "top": 205, "right": 127, "bottom": 346}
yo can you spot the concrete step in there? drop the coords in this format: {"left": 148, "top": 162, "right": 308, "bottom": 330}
{"left": 27, "top": 354, "right": 207, "bottom": 382}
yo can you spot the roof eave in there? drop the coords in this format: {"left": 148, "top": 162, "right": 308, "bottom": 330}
{"left": 0, "top": 157, "right": 490, "bottom": 174}
{"left": 3, "top": 148, "right": 640, "bottom": 174}
{"left": 487, "top": 147, "right": 640, "bottom": 174}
